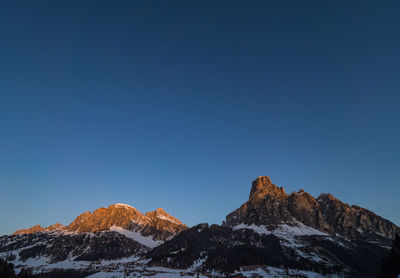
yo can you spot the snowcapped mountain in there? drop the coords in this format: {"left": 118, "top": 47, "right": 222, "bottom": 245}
{"left": 65, "top": 203, "right": 186, "bottom": 241}
{"left": 12, "top": 203, "right": 187, "bottom": 242}
{"left": 1, "top": 177, "right": 398, "bottom": 277}
{"left": 0, "top": 203, "right": 187, "bottom": 275}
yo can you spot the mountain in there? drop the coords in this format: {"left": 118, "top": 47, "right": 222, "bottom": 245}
{"left": 65, "top": 203, "right": 186, "bottom": 240}
{"left": 1, "top": 177, "right": 398, "bottom": 277}
{"left": 13, "top": 203, "right": 186, "bottom": 241}
{"left": 147, "top": 176, "right": 398, "bottom": 277}
{"left": 225, "top": 176, "right": 398, "bottom": 238}
{"left": 1, "top": 203, "right": 187, "bottom": 274}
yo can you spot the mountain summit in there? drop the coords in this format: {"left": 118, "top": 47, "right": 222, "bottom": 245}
{"left": 249, "top": 176, "right": 287, "bottom": 200}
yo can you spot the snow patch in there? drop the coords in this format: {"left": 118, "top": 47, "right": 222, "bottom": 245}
{"left": 86, "top": 272, "right": 122, "bottom": 278}
{"left": 109, "top": 226, "right": 162, "bottom": 248}
{"left": 112, "top": 203, "right": 136, "bottom": 210}
{"left": 233, "top": 224, "right": 272, "bottom": 235}
{"left": 235, "top": 266, "right": 341, "bottom": 277}
{"left": 233, "top": 221, "right": 327, "bottom": 237}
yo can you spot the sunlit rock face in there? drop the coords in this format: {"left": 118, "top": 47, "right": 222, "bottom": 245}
{"left": 225, "top": 176, "right": 399, "bottom": 239}
{"left": 144, "top": 208, "right": 186, "bottom": 240}
{"left": 13, "top": 203, "right": 187, "bottom": 242}
{"left": 66, "top": 204, "right": 149, "bottom": 232}
{"left": 226, "top": 176, "right": 292, "bottom": 226}
{"left": 65, "top": 204, "right": 187, "bottom": 241}
{"left": 13, "top": 225, "right": 45, "bottom": 235}
{"left": 13, "top": 223, "right": 65, "bottom": 235}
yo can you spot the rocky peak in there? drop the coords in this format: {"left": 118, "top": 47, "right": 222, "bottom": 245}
{"left": 249, "top": 176, "right": 287, "bottom": 200}
{"left": 318, "top": 193, "right": 336, "bottom": 201}
{"left": 146, "top": 208, "right": 184, "bottom": 226}
{"left": 45, "top": 223, "right": 65, "bottom": 231}
{"left": 66, "top": 204, "right": 150, "bottom": 233}
{"left": 13, "top": 224, "right": 44, "bottom": 235}
{"left": 13, "top": 222, "right": 66, "bottom": 235}
{"left": 226, "top": 175, "right": 399, "bottom": 239}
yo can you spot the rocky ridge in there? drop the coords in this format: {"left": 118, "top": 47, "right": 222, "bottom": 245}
{"left": 13, "top": 203, "right": 187, "bottom": 241}
{"left": 225, "top": 176, "right": 399, "bottom": 239}
{"left": 13, "top": 223, "right": 65, "bottom": 236}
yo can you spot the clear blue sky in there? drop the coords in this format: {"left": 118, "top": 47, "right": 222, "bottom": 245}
{"left": 0, "top": 1, "right": 399, "bottom": 235}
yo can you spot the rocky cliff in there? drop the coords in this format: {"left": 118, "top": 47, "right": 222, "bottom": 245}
{"left": 225, "top": 176, "right": 399, "bottom": 239}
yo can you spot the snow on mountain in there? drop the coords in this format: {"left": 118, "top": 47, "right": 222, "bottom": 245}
{"left": 109, "top": 226, "right": 162, "bottom": 248}
{"left": 156, "top": 214, "right": 181, "bottom": 225}
{"left": 111, "top": 203, "right": 137, "bottom": 209}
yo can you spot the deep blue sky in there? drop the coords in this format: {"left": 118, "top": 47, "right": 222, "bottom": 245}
{"left": 1, "top": 1, "right": 399, "bottom": 235}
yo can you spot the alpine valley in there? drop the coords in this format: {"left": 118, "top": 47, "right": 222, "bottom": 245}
{"left": 1, "top": 176, "right": 398, "bottom": 278}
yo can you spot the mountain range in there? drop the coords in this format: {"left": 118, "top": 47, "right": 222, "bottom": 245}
{"left": 0, "top": 176, "right": 398, "bottom": 277}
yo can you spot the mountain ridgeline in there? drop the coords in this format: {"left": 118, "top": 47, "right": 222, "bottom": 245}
{"left": 225, "top": 176, "right": 398, "bottom": 239}
{"left": 13, "top": 204, "right": 187, "bottom": 241}
{"left": 1, "top": 176, "right": 399, "bottom": 277}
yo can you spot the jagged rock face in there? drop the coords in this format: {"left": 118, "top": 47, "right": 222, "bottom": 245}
{"left": 143, "top": 208, "right": 186, "bottom": 240}
{"left": 249, "top": 176, "right": 287, "bottom": 200}
{"left": 13, "top": 223, "right": 66, "bottom": 235}
{"left": 226, "top": 176, "right": 292, "bottom": 226}
{"left": 317, "top": 193, "right": 398, "bottom": 238}
{"left": 45, "top": 223, "right": 65, "bottom": 232}
{"left": 226, "top": 176, "right": 399, "bottom": 239}
{"left": 13, "top": 225, "right": 44, "bottom": 235}
{"left": 288, "top": 191, "right": 331, "bottom": 232}
{"left": 66, "top": 204, "right": 150, "bottom": 233}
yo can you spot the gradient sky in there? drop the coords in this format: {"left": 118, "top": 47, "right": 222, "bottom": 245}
{"left": 0, "top": 1, "right": 399, "bottom": 235}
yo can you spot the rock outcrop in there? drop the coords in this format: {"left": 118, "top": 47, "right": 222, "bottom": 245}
{"left": 13, "top": 225, "right": 45, "bottom": 236}
{"left": 225, "top": 176, "right": 399, "bottom": 239}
